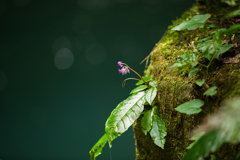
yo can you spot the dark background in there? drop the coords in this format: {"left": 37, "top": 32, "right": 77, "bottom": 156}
{"left": 0, "top": 0, "right": 195, "bottom": 159}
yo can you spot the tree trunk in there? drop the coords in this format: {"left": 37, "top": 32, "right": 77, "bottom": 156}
{"left": 133, "top": 0, "right": 240, "bottom": 159}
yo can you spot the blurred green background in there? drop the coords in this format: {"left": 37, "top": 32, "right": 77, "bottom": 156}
{"left": 0, "top": 0, "right": 194, "bottom": 159}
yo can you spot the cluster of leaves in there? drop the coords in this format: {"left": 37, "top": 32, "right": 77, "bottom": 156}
{"left": 171, "top": 14, "right": 237, "bottom": 115}
{"left": 89, "top": 77, "right": 167, "bottom": 160}
{"left": 183, "top": 98, "right": 240, "bottom": 160}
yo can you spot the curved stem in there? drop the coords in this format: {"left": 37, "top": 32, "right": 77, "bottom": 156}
{"left": 127, "top": 66, "right": 150, "bottom": 88}
{"left": 122, "top": 78, "right": 141, "bottom": 87}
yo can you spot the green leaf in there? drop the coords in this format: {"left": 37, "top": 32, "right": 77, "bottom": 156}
{"left": 197, "top": 40, "right": 215, "bottom": 60}
{"left": 211, "top": 155, "right": 216, "bottom": 160}
{"left": 105, "top": 91, "right": 146, "bottom": 146}
{"left": 208, "top": 24, "right": 220, "bottom": 29}
{"left": 203, "top": 86, "right": 217, "bottom": 96}
{"left": 170, "top": 52, "right": 199, "bottom": 69}
{"left": 183, "top": 131, "right": 225, "bottom": 160}
{"left": 228, "top": 24, "right": 240, "bottom": 31}
{"left": 171, "top": 14, "right": 211, "bottom": 31}
{"left": 222, "top": 0, "right": 236, "bottom": 6}
{"left": 197, "top": 36, "right": 211, "bottom": 43}
{"left": 145, "top": 87, "right": 157, "bottom": 105}
{"left": 175, "top": 99, "right": 204, "bottom": 115}
{"left": 210, "top": 28, "right": 228, "bottom": 35}
{"left": 89, "top": 134, "right": 108, "bottom": 160}
{"left": 187, "top": 132, "right": 205, "bottom": 149}
{"left": 141, "top": 109, "right": 154, "bottom": 135}
{"left": 188, "top": 68, "right": 200, "bottom": 78}
{"left": 149, "top": 81, "right": 157, "bottom": 87}
{"left": 130, "top": 85, "right": 148, "bottom": 94}
{"left": 226, "top": 9, "right": 240, "bottom": 18}
{"left": 136, "top": 76, "right": 152, "bottom": 85}
{"left": 196, "top": 79, "right": 205, "bottom": 87}
{"left": 214, "top": 44, "right": 234, "bottom": 59}
{"left": 150, "top": 115, "right": 167, "bottom": 149}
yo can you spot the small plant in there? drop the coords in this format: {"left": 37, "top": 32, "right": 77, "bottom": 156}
{"left": 89, "top": 62, "right": 167, "bottom": 160}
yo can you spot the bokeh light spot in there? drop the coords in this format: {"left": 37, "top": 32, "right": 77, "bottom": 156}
{"left": 0, "top": 71, "right": 8, "bottom": 91}
{"left": 54, "top": 48, "right": 74, "bottom": 70}
{"left": 85, "top": 43, "right": 107, "bottom": 65}
{"left": 52, "top": 37, "right": 71, "bottom": 55}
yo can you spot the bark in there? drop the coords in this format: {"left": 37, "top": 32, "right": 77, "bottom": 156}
{"left": 133, "top": 0, "right": 240, "bottom": 159}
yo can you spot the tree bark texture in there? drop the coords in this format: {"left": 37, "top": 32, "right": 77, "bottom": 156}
{"left": 133, "top": 0, "right": 240, "bottom": 159}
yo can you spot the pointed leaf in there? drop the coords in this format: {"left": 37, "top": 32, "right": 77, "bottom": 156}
{"left": 145, "top": 87, "right": 157, "bottom": 105}
{"left": 175, "top": 99, "right": 204, "bottom": 115}
{"left": 130, "top": 85, "right": 148, "bottom": 94}
{"left": 136, "top": 76, "right": 151, "bottom": 85}
{"left": 150, "top": 115, "right": 167, "bottom": 149}
{"left": 188, "top": 68, "right": 200, "bottom": 78}
{"left": 149, "top": 81, "right": 157, "bottom": 87}
{"left": 141, "top": 109, "right": 154, "bottom": 135}
{"left": 170, "top": 52, "right": 199, "bottom": 69}
{"left": 228, "top": 24, "right": 240, "bottom": 31}
{"left": 183, "top": 131, "right": 225, "bottom": 160}
{"left": 105, "top": 91, "right": 146, "bottom": 145}
{"left": 203, "top": 86, "right": 217, "bottom": 96}
{"left": 89, "top": 134, "right": 108, "bottom": 160}
{"left": 171, "top": 14, "right": 211, "bottom": 31}
{"left": 214, "top": 44, "right": 234, "bottom": 59}
{"left": 196, "top": 79, "right": 205, "bottom": 87}
{"left": 187, "top": 132, "right": 205, "bottom": 149}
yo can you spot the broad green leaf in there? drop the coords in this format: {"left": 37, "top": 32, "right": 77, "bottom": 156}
{"left": 170, "top": 52, "right": 199, "bottom": 69}
{"left": 136, "top": 76, "right": 151, "bottom": 85}
{"left": 183, "top": 131, "right": 225, "bottom": 160}
{"left": 196, "top": 79, "right": 205, "bottom": 87}
{"left": 203, "top": 86, "right": 217, "bottom": 96}
{"left": 226, "top": 9, "right": 240, "bottom": 18}
{"left": 89, "top": 134, "right": 108, "bottom": 160}
{"left": 211, "top": 155, "right": 216, "bottom": 160}
{"left": 145, "top": 87, "right": 157, "bottom": 105}
{"left": 150, "top": 115, "right": 167, "bottom": 149}
{"left": 141, "top": 109, "right": 154, "bottom": 135}
{"left": 149, "top": 81, "right": 157, "bottom": 87}
{"left": 228, "top": 24, "right": 240, "bottom": 31}
{"left": 175, "top": 99, "right": 204, "bottom": 115}
{"left": 197, "top": 40, "right": 216, "bottom": 60}
{"left": 187, "top": 132, "right": 205, "bottom": 149}
{"left": 171, "top": 14, "right": 211, "bottom": 31}
{"left": 130, "top": 85, "right": 148, "bottom": 94}
{"left": 188, "top": 68, "right": 200, "bottom": 78}
{"left": 214, "top": 44, "right": 234, "bottom": 59}
{"left": 105, "top": 91, "right": 146, "bottom": 146}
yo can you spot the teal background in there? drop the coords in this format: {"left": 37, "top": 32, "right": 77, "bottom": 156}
{"left": 0, "top": 0, "right": 194, "bottom": 159}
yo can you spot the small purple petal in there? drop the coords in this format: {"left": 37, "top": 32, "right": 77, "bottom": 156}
{"left": 117, "top": 61, "right": 123, "bottom": 67}
{"left": 118, "top": 69, "right": 124, "bottom": 75}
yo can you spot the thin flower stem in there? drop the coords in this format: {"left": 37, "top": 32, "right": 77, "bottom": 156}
{"left": 127, "top": 66, "right": 150, "bottom": 88}
{"left": 122, "top": 78, "right": 141, "bottom": 87}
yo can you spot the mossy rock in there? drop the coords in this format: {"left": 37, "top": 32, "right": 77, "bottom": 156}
{"left": 133, "top": 1, "right": 240, "bottom": 159}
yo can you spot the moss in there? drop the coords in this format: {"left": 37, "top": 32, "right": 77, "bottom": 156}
{"left": 134, "top": 0, "right": 240, "bottom": 159}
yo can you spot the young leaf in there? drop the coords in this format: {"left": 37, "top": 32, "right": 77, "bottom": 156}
{"left": 145, "top": 87, "right": 157, "bottom": 105}
{"left": 150, "top": 115, "right": 167, "bottom": 149}
{"left": 183, "top": 131, "right": 225, "bottom": 160}
{"left": 228, "top": 24, "right": 240, "bottom": 32}
{"left": 203, "top": 86, "right": 217, "bottom": 96}
{"left": 208, "top": 24, "right": 219, "bottom": 29}
{"left": 105, "top": 91, "right": 146, "bottom": 145}
{"left": 136, "top": 76, "right": 151, "bottom": 85}
{"left": 214, "top": 44, "right": 234, "bottom": 59}
{"left": 175, "top": 99, "right": 204, "bottom": 115}
{"left": 171, "top": 14, "right": 211, "bottom": 31}
{"left": 170, "top": 52, "right": 199, "bottom": 69}
{"left": 141, "top": 109, "right": 154, "bottom": 135}
{"left": 130, "top": 85, "right": 148, "bottom": 94}
{"left": 188, "top": 68, "right": 200, "bottom": 78}
{"left": 196, "top": 79, "right": 205, "bottom": 87}
{"left": 186, "top": 132, "right": 205, "bottom": 149}
{"left": 149, "top": 81, "right": 157, "bottom": 87}
{"left": 89, "top": 134, "right": 108, "bottom": 160}
{"left": 197, "top": 36, "right": 211, "bottom": 43}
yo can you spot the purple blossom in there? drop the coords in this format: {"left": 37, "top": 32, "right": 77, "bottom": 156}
{"left": 118, "top": 69, "right": 124, "bottom": 75}
{"left": 117, "top": 61, "right": 123, "bottom": 67}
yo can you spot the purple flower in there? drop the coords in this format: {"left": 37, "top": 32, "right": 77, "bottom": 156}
{"left": 117, "top": 61, "right": 123, "bottom": 67}
{"left": 118, "top": 69, "right": 124, "bottom": 75}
